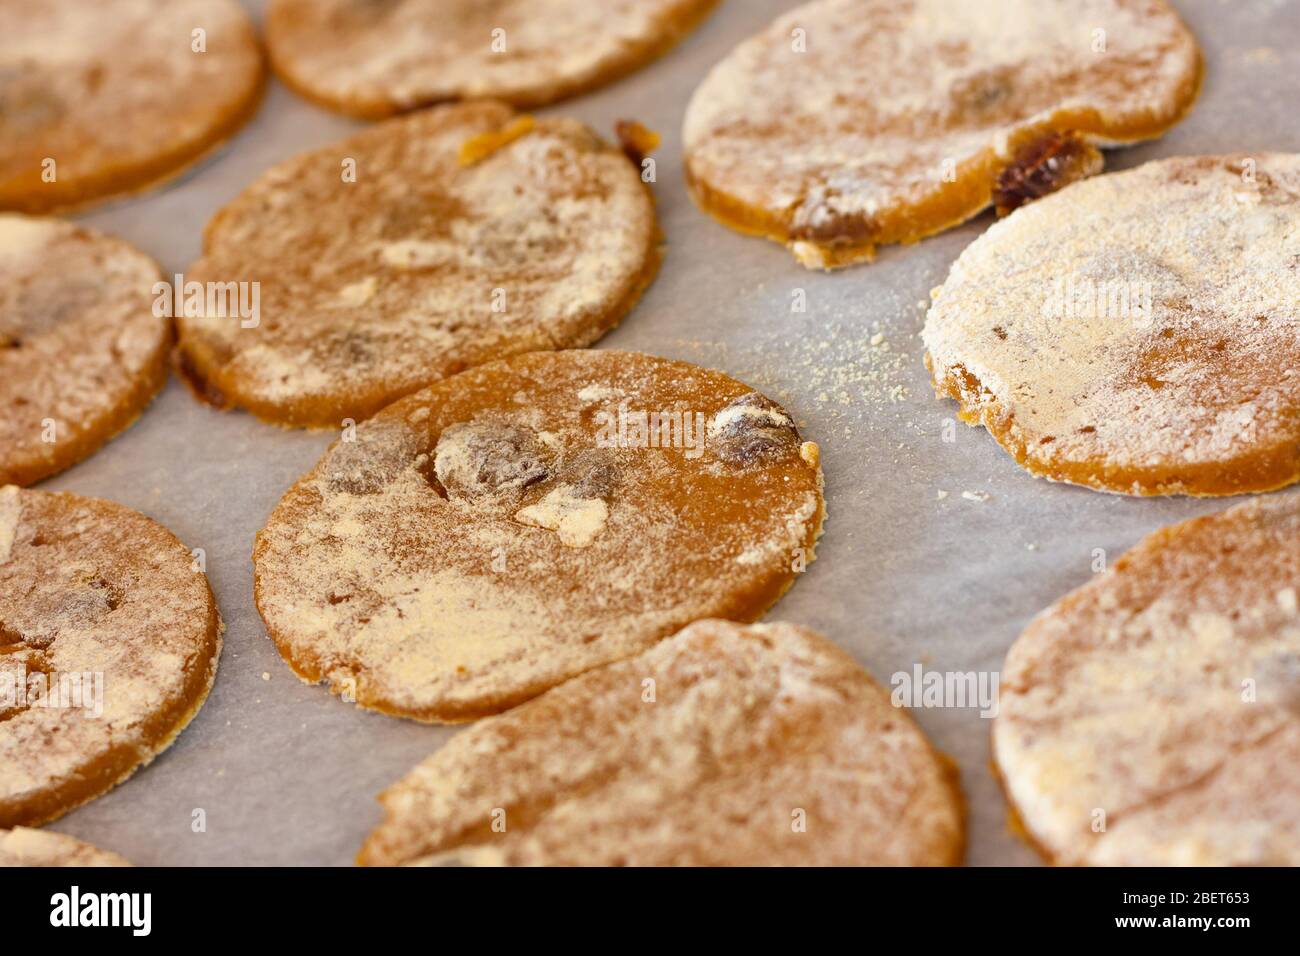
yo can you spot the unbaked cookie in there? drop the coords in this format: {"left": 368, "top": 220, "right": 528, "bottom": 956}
{"left": 994, "top": 494, "right": 1300, "bottom": 866}
{"left": 176, "top": 102, "right": 661, "bottom": 427}
{"left": 0, "top": 486, "right": 222, "bottom": 827}
{"left": 254, "top": 350, "right": 825, "bottom": 723}
{"left": 0, "top": 215, "right": 168, "bottom": 487}
{"left": 358, "top": 619, "right": 963, "bottom": 866}
{"left": 923, "top": 154, "right": 1300, "bottom": 497}
{"left": 266, "top": 0, "right": 718, "bottom": 118}
{"left": 0, "top": 827, "right": 130, "bottom": 867}
{"left": 683, "top": 0, "right": 1201, "bottom": 269}
{"left": 0, "top": 0, "right": 264, "bottom": 214}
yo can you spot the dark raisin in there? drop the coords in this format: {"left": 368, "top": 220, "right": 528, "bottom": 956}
{"left": 709, "top": 393, "right": 800, "bottom": 465}
{"left": 789, "top": 184, "right": 878, "bottom": 242}
{"left": 562, "top": 449, "right": 619, "bottom": 500}
{"left": 993, "top": 132, "right": 1103, "bottom": 216}
{"left": 434, "top": 422, "right": 552, "bottom": 500}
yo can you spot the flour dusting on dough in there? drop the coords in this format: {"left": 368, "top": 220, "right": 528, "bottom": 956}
{"left": 923, "top": 154, "right": 1300, "bottom": 495}
{"left": 252, "top": 351, "right": 826, "bottom": 722}
{"left": 515, "top": 486, "right": 609, "bottom": 548}
{"left": 994, "top": 495, "right": 1300, "bottom": 865}
{"left": 0, "top": 486, "right": 20, "bottom": 564}
{"left": 684, "top": 0, "right": 1200, "bottom": 268}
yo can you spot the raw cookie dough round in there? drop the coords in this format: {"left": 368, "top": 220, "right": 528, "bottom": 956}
{"left": 0, "top": 486, "right": 222, "bottom": 828}
{"left": 254, "top": 350, "right": 826, "bottom": 723}
{"left": 0, "top": 827, "right": 130, "bottom": 866}
{"left": 683, "top": 0, "right": 1201, "bottom": 269}
{"left": 0, "top": 215, "right": 169, "bottom": 487}
{"left": 0, "top": 0, "right": 264, "bottom": 214}
{"left": 176, "top": 102, "right": 661, "bottom": 428}
{"left": 923, "top": 154, "right": 1300, "bottom": 497}
{"left": 358, "top": 619, "right": 964, "bottom": 866}
{"left": 994, "top": 495, "right": 1300, "bottom": 866}
{"left": 265, "top": 0, "right": 718, "bottom": 118}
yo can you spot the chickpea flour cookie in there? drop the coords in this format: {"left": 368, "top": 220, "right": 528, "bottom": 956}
{"left": 994, "top": 495, "right": 1300, "bottom": 866}
{"left": 176, "top": 102, "right": 661, "bottom": 428}
{"left": 0, "top": 215, "right": 169, "bottom": 487}
{"left": 683, "top": 0, "right": 1201, "bottom": 269}
{"left": 923, "top": 154, "right": 1300, "bottom": 497}
{"left": 0, "top": 0, "right": 264, "bottom": 214}
{"left": 358, "top": 620, "right": 963, "bottom": 866}
{"left": 265, "top": 0, "right": 718, "bottom": 119}
{"left": 0, "top": 827, "right": 130, "bottom": 867}
{"left": 0, "top": 487, "right": 222, "bottom": 827}
{"left": 254, "top": 350, "right": 825, "bottom": 723}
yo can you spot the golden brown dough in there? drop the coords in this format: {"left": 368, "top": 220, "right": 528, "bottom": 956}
{"left": 359, "top": 620, "right": 964, "bottom": 866}
{"left": 995, "top": 494, "right": 1300, "bottom": 865}
{"left": 266, "top": 0, "right": 718, "bottom": 118}
{"left": 0, "top": 487, "right": 222, "bottom": 827}
{"left": 177, "top": 102, "right": 661, "bottom": 427}
{"left": 684, "top": 0, "right": 1201, "bottom": 269}
{"left": 254, "top": 350, "right": 825, "bottom": 722}
{"left": 0, "top": 215, "right": 168, "bottom": 487}
{"left": 0, "top": 827, "right": 130, "bottom": 867}
{"left": 0, "top": 0, "right": 264, "bottom": 213}
{"left": 923, "top": 154, "right": 1300, "bottom": 497}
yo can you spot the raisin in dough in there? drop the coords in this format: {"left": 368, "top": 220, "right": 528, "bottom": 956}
{"left": 995, "top": 495, "right": 1300, "bottom": 866}
{"left": 0, "top": 827, "right": 130, "bottom": 866}
{"left": 924, "top": 154, "right": 1300, "bottom": 497}
{"left": 683, "top": 0, "right": 1201, "bottom": 269}
{"left": 254, "top": 350, "right": 825, "bottom": 723}
{"left": 266, "top": 0, "right": 718, "bottom": 118}
{"left": 176, "top": 102, "right": 661, "bottom": 428}
{"left": 0, "top": 487, "right": 222, "bottom": 827}
{"left": 358, "top": 619, "right": 963, "bottom": 866}
{"left": 0, "top": 0, "right": 264, "bottom": 214}
{"left": 0, "top": 216, "right": 168, "bottom": 487}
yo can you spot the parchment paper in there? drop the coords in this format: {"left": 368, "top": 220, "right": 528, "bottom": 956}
{"left": 44, "top": 0, "right": 1300, "bottom": 865}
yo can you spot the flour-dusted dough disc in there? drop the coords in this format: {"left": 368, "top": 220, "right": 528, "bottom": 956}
{"left": 254, "top": 350, "right": 826, "bottom": 723}
{"left": 0, "top": 216, "right": 168, "bottom": 487}
{"left": 994, "top": 495, "right": 1300, "bottom": 866}
{"left": 0, "top": 827, "right": 130, "bottom": 867}
{"left": 176, "top": 102, "right": 662, "bottom": 428}
{"left": 0, "top": 0, "right": 264, "bottom": 214}
{"left": 266, "top": 0, "right": 719, "bottom": 118}
{"left": 0, "top": 487, "right": 222, "bottom": 827}
{"left": 358, "top": 619, "right": 964, "bottom": 866}
{"left": 683, "top": 0, "right": 1201, "bottom": 269}
{"left": 923, "top": 154, "right": 1300, "bottom": 497}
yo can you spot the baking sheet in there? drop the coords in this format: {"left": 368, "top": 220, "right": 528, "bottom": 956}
{"left": 42, "top": 0, "right": 1300, "bottom": 865}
